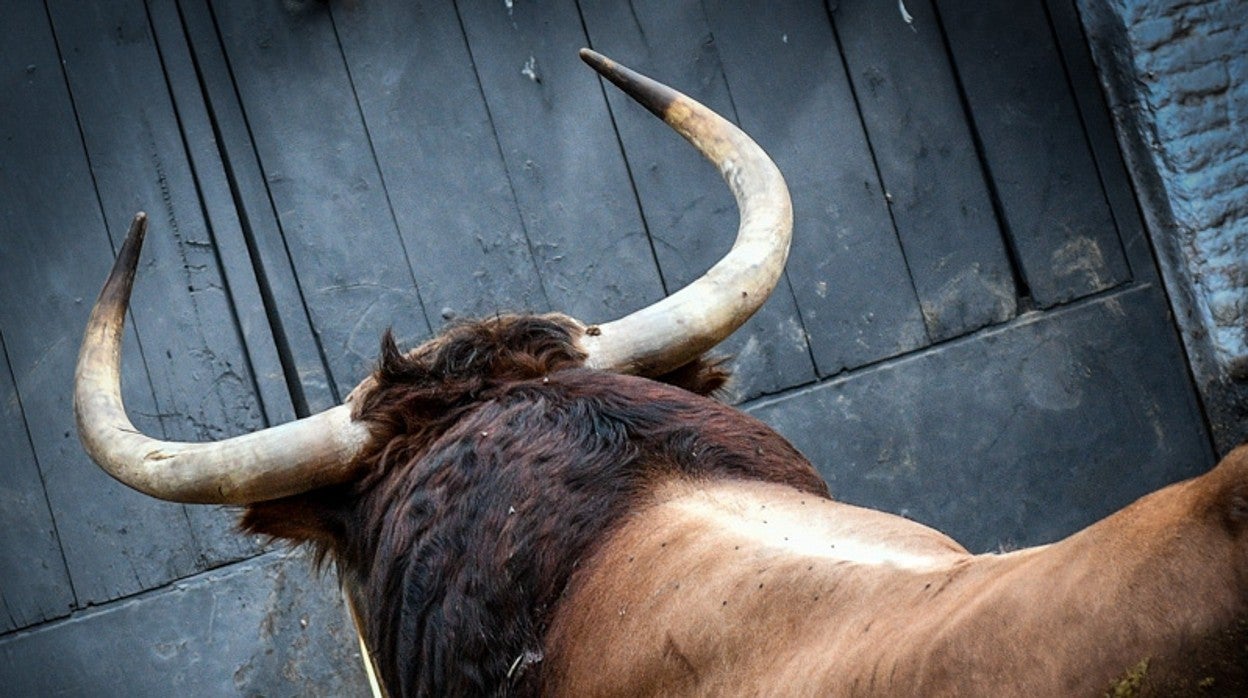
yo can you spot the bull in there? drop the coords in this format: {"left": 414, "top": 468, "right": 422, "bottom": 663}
{"left": 75, "top": 50, "right": 1248, "bottom": 696}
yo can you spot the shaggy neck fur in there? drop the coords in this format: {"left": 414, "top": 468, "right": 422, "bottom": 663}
{"left": 241, "top": 314, "right": 829, "bottom": 696}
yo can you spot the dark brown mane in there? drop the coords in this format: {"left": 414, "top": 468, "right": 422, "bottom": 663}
{"left": 242, "top": 314, "right": 827, "bottom": 696}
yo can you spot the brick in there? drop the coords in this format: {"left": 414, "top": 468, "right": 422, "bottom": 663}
{"left": 1128, "top": 15, "right": 1178, "bottom": 50}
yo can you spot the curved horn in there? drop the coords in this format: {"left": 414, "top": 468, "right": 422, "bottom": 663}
{"left": 577, "top": 49, "right": 793, "bottom": 376}
{"left": 74, "top": 213, "right": 373, "bottom": 504}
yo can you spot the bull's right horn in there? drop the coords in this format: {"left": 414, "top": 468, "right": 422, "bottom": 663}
{"left": 577, "top": 49, "right": 793, "bottom": 377}
{"left": 74, "top": 213, "right": 374, "bottom": 504}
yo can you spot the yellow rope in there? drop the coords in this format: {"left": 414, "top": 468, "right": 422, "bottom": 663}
{"left": 342, "top": 585, "right": 387, "bottom": 698}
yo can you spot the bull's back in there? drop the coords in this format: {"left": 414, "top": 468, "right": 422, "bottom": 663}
{"left": 540, "top": 479, "right": 977, "bottom": 695}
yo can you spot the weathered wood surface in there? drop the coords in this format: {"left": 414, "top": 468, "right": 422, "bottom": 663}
{"left": 830, "top": 0, "right": 1018, "bottom": 340}
{"left": 706, "top": 0, "right": 930, "bottom": 375}
{"left": 333, "top": 0, "right": 550, "bottom": 324}
{"left": 3, "top": 0, "right": 207, "bottom": 614}
{"left": 1043, "top": 0, "right": 1161, "bottom": 280}
{"left": 935, "top": 0, "right": 1131, "bottom": 306}
{"left": 0, "top": 551, "right": 368, "bottom": 697}
{"left": 146, "top": 0, "right": 297, "bottom": 428}
{"left": 0, "top": 333, "right": 73, "bottom": 632}
{"left": 176, "top": 0, "right": 337, "bottom": 414}
{"left": 49, "top": 0, "right": 264, "bottom": 573}
{"left": 207, "top": 0, "right": 431, "bottom": 396}
{"left": 0, "top": 0, "right": 1213, "bottom": 693}
{"left": 750, "top": 285, "right": 1214, "bottom": 552}
{"left": 457, "top": 0, "right": 669, "bottom": 325}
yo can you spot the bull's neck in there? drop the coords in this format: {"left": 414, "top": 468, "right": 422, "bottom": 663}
{"left": 541, "top": 478, "right": 980, "bottom": 694}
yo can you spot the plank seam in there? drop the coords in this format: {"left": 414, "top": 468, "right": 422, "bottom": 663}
{"left": 324, "top": 6, "right": 434, "bottom": 339}
{"left": 0, "top": 548, "right": 298, "bottom": 643}
{"left": 743, "top": 276, "right": 1143, "bottom": 413}
{"left": 450, "top": 0, "right": 554, "bottom": 315}
{"left": 573, "top": 0, "right": 670, "bottom": 297}
{"left": 0, "top": 329, "right": 79, "bottom": 623}
{"left": 1046, "top": 0, "right": 1216, "bottom": 449}
{"left": 701, "top": 0, "right": 821, "bottom": 378}
{"left": 39, "top": 0, "right": 173, "bottom": 444}
{"left": 823, "top": 0, "right": 933, "bottom": 346}
{"left": 141, "top": 0, "right": 271, "bottom": 431}
{"left": 42, "top": 0, "right": 208, "bottom": 606}
{"left": 927, "top": 0, "right": 1036, "bottom": 311}
{"left": 1040, "top": 0, "right": 1134, "bottom": 283}
{"left": 195, "top": 0, "right": 338, "bottom": 408}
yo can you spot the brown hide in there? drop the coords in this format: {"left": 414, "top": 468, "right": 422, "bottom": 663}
{"left": 545, "top": 449, "right": 1248, "bottom": 696}
{"left": 244, "top": 316, "right": 1248, "bottom": 697}
{"left": 242, "top": 315, "right": 827, "bottom": 696}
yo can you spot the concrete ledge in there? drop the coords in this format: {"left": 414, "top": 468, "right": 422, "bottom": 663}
{"left": 750, "top": 284, "right": 1214, "bottom": 551}
{"left": 0, "top": 550, "right": 368, "bottom": 696}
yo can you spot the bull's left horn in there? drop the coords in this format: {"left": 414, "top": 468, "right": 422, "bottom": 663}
{"left": 74, "top": 213, "right": 373, "bottom": 504}
{"left": 577, "top": 49, "right": 793, "bottom": 376}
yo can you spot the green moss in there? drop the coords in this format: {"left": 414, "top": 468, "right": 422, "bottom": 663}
{"left": 1105, "top": 658, "right": 1150, "bottom": 698}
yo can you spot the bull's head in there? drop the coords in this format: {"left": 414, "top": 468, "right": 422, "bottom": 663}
{"left": 74, "top": 49, "right": 792, "bottom": 507}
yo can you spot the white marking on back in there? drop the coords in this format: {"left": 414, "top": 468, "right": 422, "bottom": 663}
{"left": 669, "top": 483, "right": 969, "bottom": 572}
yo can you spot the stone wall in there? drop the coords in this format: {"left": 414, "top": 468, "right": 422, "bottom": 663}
{"left": 1077, "top": 0, "right": 1248, "bottom": 451}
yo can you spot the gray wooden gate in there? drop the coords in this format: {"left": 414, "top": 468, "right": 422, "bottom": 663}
{"left": 0, "top": 0, "right": 1215, "bottom": 693}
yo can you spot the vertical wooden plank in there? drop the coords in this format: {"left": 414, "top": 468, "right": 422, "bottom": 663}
{"left": 935, "top": 0, "right": 1131, "bottom": 306}
{"left": 0, "top": 0, "right": 201, "bottom": 605}
{"left": 147, "top": 0, "right": 297, "bottom": 427}
{"left": 578, "top": 0, "right": 817, "bottom": 401}
{"left": 456, "top": 0, "right": 667, "bottom": 324}
{"left": 704, "top": 0, "right": 929, "bottom": 375}
{"left": 331, "top": 1, "right": 549, "bottom": 324}
{"left": 1044, "top": 0, "right": 1160, "bottom": 281}
{"left": 47, "top": 0, "right": 260, "bottom": 568}
{"left": 831, "top": 0, "right": 1018, "bottom": 340}
{"left": 176, "top": 0, "right": 337, "bottom": 414}
{"left": 209, "top": 0, "right": 430, "bottom": 393}
{"left": 0, "top": 333, "right": 74, "bottom": 632}
{"left": 149, "top": 0, "right": 291, "bottom": 565}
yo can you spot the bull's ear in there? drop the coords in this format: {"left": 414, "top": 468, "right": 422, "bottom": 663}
{"left": 377, "top": 328, "right": 413, "bottom": 382}
{"left": 653, "top": 356, "right": 733, "bottom": 398}
{"left": 240, "top": 492, "right": 347, "bottom": 560}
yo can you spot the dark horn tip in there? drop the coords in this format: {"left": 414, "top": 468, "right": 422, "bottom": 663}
{"left": 578, "top": 48, "right": 609, "bottom": 70}
{"left": 97, "top": 212, "right": 150, "bottom": 311}
{"left": 119, "top": 211, "right": 149, "bottom": 269}
{"left": 577, "top": 48, "right": 678, "bottom": 121}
